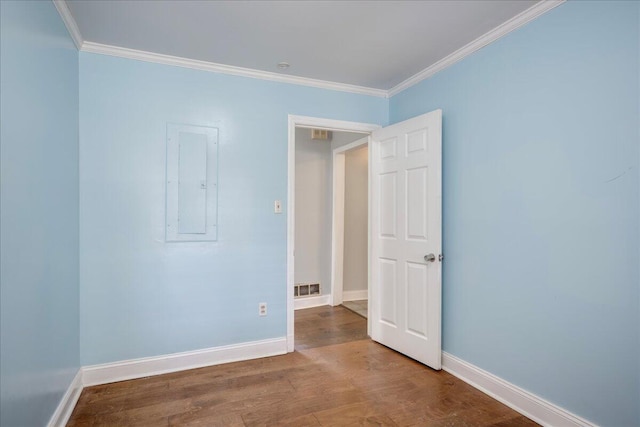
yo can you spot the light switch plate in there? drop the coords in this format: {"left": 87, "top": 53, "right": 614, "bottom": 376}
{"left": 274, "top": 200, "right": 282, "bottom": 214}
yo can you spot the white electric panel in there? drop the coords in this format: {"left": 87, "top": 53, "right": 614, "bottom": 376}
{"left": 166, "top": 123, "right": 218, "bottom": 242}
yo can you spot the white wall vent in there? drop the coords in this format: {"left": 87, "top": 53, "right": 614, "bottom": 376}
{"left": 294, "top": 283, "right": 321, "bottom": 298}
{"left": 311, "top": 129, "right": 332, "bottom": 141}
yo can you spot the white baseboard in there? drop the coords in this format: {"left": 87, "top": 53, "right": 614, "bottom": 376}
{"left": 442, "top": 352, "right": 596, "bottom": 427}
{"left": 82, "top": 337, "right": 287, "bottom": 387}
{"left": 342, "top": 290, "right": 368, "bottom": 301}
{"left": 294, "top": 294, "right": 331, "bottom": 310}
{"left": 47, "top": 369, "right": 83, "bottom": 427}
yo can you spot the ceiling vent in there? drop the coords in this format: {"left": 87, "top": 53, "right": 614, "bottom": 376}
{"left": 311, "top": 129, "right": 332, "bottom": 141}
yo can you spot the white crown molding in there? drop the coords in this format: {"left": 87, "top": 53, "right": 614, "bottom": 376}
{"left": 47, "top": 369, "right": 83, "bottom": 427}
{"left": 388, "top": 0, "right": 566, "bottom": 97}
{"left": 442, "top": 352, "right": 597, "bottom": 427}
{"left": 53, "top": 0, "right": 563, "bottom": 99}
{"left": 80, "top": 41, "right": 388, "bottom": 98}
{"left": 82, "top": 337, "right": 287, "bottom": 387}
{"left": 52, "top": 0, "right": 83, "bottom": 49}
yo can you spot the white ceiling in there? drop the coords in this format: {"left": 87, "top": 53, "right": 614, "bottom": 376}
{"left": 66, "top": 0, "right": 540, "bottom": 91}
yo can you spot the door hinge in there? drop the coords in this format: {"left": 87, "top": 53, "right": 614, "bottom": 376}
{"left": 439, "top": 254, "right": 444, "bottom": 262}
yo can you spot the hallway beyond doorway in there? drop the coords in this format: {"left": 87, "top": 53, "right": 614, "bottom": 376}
{"left": 341, "top": 299, "right": 368, "bottom": 319}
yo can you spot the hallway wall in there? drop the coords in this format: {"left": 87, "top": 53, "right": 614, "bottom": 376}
{"left": 294, "top": 129, "right": 365, "bottom": 296}
{"left": 343, "top": 145, "right": 368, "bottom": 294}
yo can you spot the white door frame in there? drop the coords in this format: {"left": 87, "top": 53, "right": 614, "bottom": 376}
{"left": 287, "top": 115, "right": 380, "bottom": 352}
{"left": 330, "top": 137, "right": 369, "bottom": 308}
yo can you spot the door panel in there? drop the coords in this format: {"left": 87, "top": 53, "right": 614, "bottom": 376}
{"left": 371, "top": 110, "right": 442, "bottom": 369}
{"left": 406, "top": 166, "right": 428, "bottom": 240}
{"left": 379, "top": 258, "right": 397, "bottom": 326}
{"left": 406, "top": 261, "right": 428, "bottom": 337}
{"left": 379, "top": 137, "right": 398, "bottom": 160}
{"left": 379, "top": 172, "right": 397, "bottom": 238}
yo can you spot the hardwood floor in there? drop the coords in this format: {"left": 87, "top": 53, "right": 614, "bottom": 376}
{"left": 68, "top": 306, "right": 537, "bottom": 426}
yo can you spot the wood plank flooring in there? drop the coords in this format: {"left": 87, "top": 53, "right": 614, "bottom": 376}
{"left": 68, "top": 306, "right": 537, "bottom": 426}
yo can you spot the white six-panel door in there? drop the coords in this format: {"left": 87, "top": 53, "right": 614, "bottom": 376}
{"left": 370, "top": 110, "right": 442, "bottom": 369}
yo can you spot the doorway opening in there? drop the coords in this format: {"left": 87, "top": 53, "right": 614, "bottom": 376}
{"left": 288, "top": 110, "right": 443, "bottom": 370}
{"left": 287, "top": 115, "right": 380, "bottom": 352}
{"left": 330, "top": 139, "right": 369, "bottom": 320}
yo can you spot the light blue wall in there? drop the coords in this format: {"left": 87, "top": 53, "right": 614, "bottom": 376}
{"left": 390, "top": 1, "right": 640, "bottom": 425}
{"left": 79, "top": 53, "right": 387, "bottom": 365}
{"left": 0, "top": 1, "right": 80, "bottom": 426}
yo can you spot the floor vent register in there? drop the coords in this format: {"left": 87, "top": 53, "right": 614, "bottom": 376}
{"left": 294, "top": 283, "right": 321, "bottom": 298}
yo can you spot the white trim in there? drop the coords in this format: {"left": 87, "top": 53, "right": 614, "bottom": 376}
{"left": 51, "top": 0, "right": 83, "bottom": 49}
{"left": 294, "top": 294, "right": 331, "bottom": 310}
{"left": 82, "top": 338, "right": 287, "bottom": 387}
{"left": 289, "top": 116, "right": 380, "bottom": 135}
{"left": 331, "top": 152, "right": 346, "bottom": 306}
{"left": 287, "top": 115, "right": 380, "bottom": 352}
{"left": 80, "top": 42, "right": 387, "bottom": 98}
{"left": 342, "top": 290, "right": 368, "bottom": 302}
{"left": 388, "top": 0, "right": 566, "bottom": 97}
{"left": 366, "top": 136, "right": 373, "bottom": 337}
{"left": 333, "top": 138, "right": 370, "bottom": 155}
{"left": 287, "top": 117, "right": 296, "bottom": 352}
{"left": 442, "top": 352, "right": 597, "bottom": 427}
{"left": 47, "top": 369, "right": 83, "bottom": 427}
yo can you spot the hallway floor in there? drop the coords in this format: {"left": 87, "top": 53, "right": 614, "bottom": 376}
{"left": 341, "top": 299, "right": 368, "bottom": 318}
{"left": 68, "top": 306, "right": 537, "bottom": 426}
